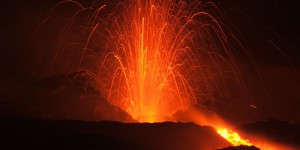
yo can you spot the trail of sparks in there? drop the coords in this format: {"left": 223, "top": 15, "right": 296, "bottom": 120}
{"left": 95, "top": 0, "right": 242, "bottom": 122}
{"left": 47, "top": 0, "right": 244, "bottom": 123}
{"left": 95, "top": 0, "right": 224, "bottom": 122}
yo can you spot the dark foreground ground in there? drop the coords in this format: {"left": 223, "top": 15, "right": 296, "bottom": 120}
{"left": 239, "top": 119, "right": 300, "bottom": 148}
{"left": 2, "top": 119, "right": 300, "bottom": 150}
{"left": 0, "top": 119, "right": 231, "bottom": 150}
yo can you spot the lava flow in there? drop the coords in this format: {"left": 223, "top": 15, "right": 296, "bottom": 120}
{"left": 217, "top": 128, "right": 252, "bottom": 146}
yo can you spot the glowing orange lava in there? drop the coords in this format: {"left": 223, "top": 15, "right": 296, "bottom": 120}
{"left": 217, "top": 128, "right": 252, "bottom": 146}
{"left": 91, "top": 0, "right": 235, "bottom": 123}
{"left": 47, "top": 0, "right": 244, "bottom": 124}
{"left": 48, "top": 0, "right": 242, "bottom": 123}
{"left": 95, "top": 0, "right": 211, "bottom": 122}
{"left": 51, "top": 0, "right": 245, "bottom": 124}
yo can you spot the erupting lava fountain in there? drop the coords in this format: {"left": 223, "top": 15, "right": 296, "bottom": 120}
{"left": 63, "top": 0, "right": 243, "bottom": 123}
{"left": 48, "top": 0, "right": 258, "bottom": 147}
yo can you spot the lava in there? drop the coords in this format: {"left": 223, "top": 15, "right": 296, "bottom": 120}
{"left": 71, "top": 0, "right": 241, "bottom": 123}
{"left": 97, "top": 0, "right": 200, "bottom": 122}
{"left": 217, "top": 128, "right": 252, "bottom": 146}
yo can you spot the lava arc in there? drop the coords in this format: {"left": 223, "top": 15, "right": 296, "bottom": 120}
{"left": 75, "top": 0, "right": 240, "bottom": 123}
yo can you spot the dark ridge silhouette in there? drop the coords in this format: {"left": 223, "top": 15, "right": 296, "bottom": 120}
{"left": 239, "top": 119, "right": 300, "bottom": 147}
{"left": 0, "top": 119, "right": 230, "bottom": 150}
{"left": 217, "top": 145, "right": 260, "bottom": 150}
{"left": 0, "top": 71, "right": 135, "bottom": 122}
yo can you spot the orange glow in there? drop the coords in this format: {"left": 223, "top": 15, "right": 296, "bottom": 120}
{"left": 217, "top": 128, "right": 252, "bottom": 146}
{"left": 53, "top": 0, "right": 241, "bottom": 123}
{"left": 100, "top": 0, "right": 198, "bottom": 122}
{"left": 173, "top": 107, "right": 298, "bottom": 150}
{"left": 92, "top": 0, "right": 239, "bottom": 123}
{"left": 86, "top": 0, "right": 228, "bottom": 122}
{"left": 173, "top": 107, "right": 253, "bottom": 147}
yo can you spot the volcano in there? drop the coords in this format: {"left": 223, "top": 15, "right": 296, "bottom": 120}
{"left": 1, "top": 0, "right": 300, "bottom": 149}
{"left": 1, "top": 72, "right": 299, "bottom": 149}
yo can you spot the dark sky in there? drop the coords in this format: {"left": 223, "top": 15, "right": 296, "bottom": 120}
{"left": 218, "top": 0, "right": 300, "bottom": 66}
{"left": 1, "top": 0, "right": 299, "bottom": 79}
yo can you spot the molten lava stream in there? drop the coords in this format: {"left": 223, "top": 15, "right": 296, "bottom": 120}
{"left": 217, "top": 126, "right": 296, "bottom": 150}
{"left": 173, "top": 107, "right": 298, "bottom": 150}
{"left": 217, "top": 128, "right": 251, "bottom": 146}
